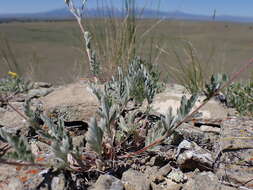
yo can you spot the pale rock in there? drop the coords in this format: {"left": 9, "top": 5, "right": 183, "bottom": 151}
{"left": 27, "top": 88, "right": 53, "bottom": 99}
{"left": 216, "top": 117, "right": 253, "bottom": 188}
{"left": 167, "top": 169, "right": 187, "bottom": 183}
{"left": 122, "top": 169, "right": 150, "bottom": 190}
{"left": 6, "top": 178, "right": 24, "bottom": 190}
{"left": 182, "top": 172, "right": 236, "bottom": 190}
{"left": 200, "top": 125, "right": 221, "bottom": 134}
{"left": 40, "top": 82, "right": 99, "bottom": 122}
{"left": 150, "top": 84, "right": 229, "bottom": 119}
{"left": 91, "top": 175, "right": 123, "bottom": 190}
{"left": 51, "top": 174, "right": 66, "bottom": 190}
{"left": 176, "top": 140, "right": 214, "bottom": 171}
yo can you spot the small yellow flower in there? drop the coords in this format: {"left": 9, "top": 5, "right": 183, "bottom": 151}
{"left": 8, "top": 71, "right": 18, "bottom": 78}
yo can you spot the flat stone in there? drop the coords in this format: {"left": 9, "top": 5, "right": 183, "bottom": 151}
{"left": 33, "top": 82, "right": 52, "bottom": 89}
{"left": 41, "top": 82, "right": 99, "bottom": 122}
{"left": 122, "top": 169, "right": 150, "bottom": 190}
{"left": 157, "top": 163, "right": 172, "bottom": 178}
{"left": 91, "top": 175, "right": 123, "bottom": 190}
{"left": 176, "top": 140, "right": 214, "bottom": 171}
{"left": 151, "top": 179, "right": 182, "bottom": 190}
{"left": 216, "top": 164, "right": 253, "bottom": 189}
{"left": 175, "top": 123, "right": 219, "bottom": 150}
{"left": 28, "top": 88, "right": 54, "bottom": 99}
{"left": 144, "top": 166, "right": 159, "bottom": 180}
{"left": 166, "top": 179, "right": 183, "bottom": 190}
{"left": 0, "top": 163, "right": 45, "bottom": 190}
{"left": 150, "top": 85, "right": 229, "bottom": 119}
{"left": 51, "top": 174, "right": 66, "bottom": 190}
{"left": 216, "top": 118, "right": 253, "bottom": 189}
{"left": 145, "top": 164, "right": 172, "bottom": 182}
{"left": 0, "top": 106, "right": 26, "bottom": 132}
{"left": 182, "top": 172, "right": 236, "bottom": 190}
{"left": 5, "top": 177, "right": 24, "bottom": 190}
{"left": 219, "top": 117, "right": 253, "bottom": 150}
{"left": 200, "top": 125, "right": 221, "bottom": 134}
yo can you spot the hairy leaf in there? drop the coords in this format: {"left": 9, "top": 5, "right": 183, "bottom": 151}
{"left": 39, "top": 116, "right": 74, "bottom": 165}
{"left": 145, "top": 121, "right": 166, "bottom": 149}
{"left": 205, "top": 73, "right": 228, "bottom": 98}
{"left": 177, "top": 94, "right": 198, "bottom": 119}
{"left": 145, "top": 94, "right": 198, "bottom": 150}
{"left": 0, "top": 129, "right": 34, "bottom": 162}
{"left": 86, "top": 117, "right": 104, "bottom": 155}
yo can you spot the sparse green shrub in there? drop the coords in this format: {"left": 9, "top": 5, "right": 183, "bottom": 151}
{"left": 225, "top": 80, "right": 253, "bottom": 116}
{"left": 204, "top": 73, "right": 253, "bottom": 116}
{"left": 0, "top": 72, "right": 32, "bottom": 94}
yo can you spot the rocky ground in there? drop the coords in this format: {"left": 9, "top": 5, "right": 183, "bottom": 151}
{"left": 0, "top": 80, "right": 252, "bottom": 190}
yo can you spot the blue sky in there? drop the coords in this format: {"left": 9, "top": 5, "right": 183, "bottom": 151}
{"left": 0, "top": 0, "right": 252, "bottom": 17}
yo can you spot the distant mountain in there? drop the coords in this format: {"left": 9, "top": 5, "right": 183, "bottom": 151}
{"left": 1, "top": 8, "right": 253, "bottom": 23}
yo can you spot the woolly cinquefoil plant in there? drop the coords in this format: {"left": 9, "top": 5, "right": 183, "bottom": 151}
{"left": 90, "top": 57, "right": 160, "bottom": 112}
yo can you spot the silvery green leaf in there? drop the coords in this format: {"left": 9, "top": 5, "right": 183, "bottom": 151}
{"left": 161, "top": 107, "right": 177, "bottom": 130}
{"left": 84, "top": 31, "right": 92, "bottom": 48}
{"left": 99, "top": 118, "right": 107, "bottom": 132}
{"left": 205, "top": 73, "right": 229, "bottom": 97}
{"left": 89, "top": 82, "right": 103, "bottom": 102}
{"left": 109, "top": 104, "right": 118, "bottom": 124}
{"left": 41, "top": 115, "right": 63, "bottom": 141}
{"left": 86, "top": 117, "right": 104, "bottom": 155}
{"left": 0, "top": 129, "right": 34, "bottom": 162}
{"left": 145, "top": 121, "right": 166, "bottom": 149}
{"left": 24, "top": 99, "right": 43, "bottom": 129}
{"left": 39, "top": 116, "right": 73, "bottom": 164}
{"left": 99, "top": 95, "right": 110, "bottom": 121}
{"left": 118, "top": 110, "right": 138, "bottom": 135}
{"left": 118, "top": 116, "right": 128, "bottom": 133}
{"left": 177, "top": 94, "right": 198, "bottom": 118}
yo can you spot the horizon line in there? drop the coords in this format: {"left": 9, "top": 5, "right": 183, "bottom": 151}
{"left": 0, "top": 7, "right": 253, "bottom": 19}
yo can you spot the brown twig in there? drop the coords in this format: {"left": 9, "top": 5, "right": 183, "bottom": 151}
{"left": 0, "top": 159, "right": 47, "bottom": 167}
{"left": 119, "top": 58, "right": 253, "bottom": 158}
{"left": 6, "top": 101, "right": 28, "bottom": 121}
{"left": 0, "top": 92, "right": 28, "bottom": 121}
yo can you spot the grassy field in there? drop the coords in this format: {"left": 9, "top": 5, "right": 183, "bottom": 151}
{"left": 0, "top": 19, "right": 252, "bottom": 84}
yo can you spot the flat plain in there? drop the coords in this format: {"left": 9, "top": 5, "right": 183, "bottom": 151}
{"left": 0, "top": 19, "right": 252, "bottom": 84}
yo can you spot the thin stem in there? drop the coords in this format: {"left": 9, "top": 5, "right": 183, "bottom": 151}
{"left": 66, "top": 0, "right": 94, "bottom": 75}
{"left": 0, "top": 159, "right": 47, "bottom": 167}
{"left": 7, "top": 101, "right": 28, "bottom": 121}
